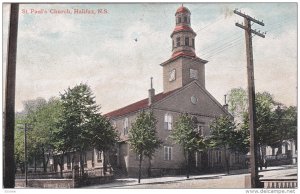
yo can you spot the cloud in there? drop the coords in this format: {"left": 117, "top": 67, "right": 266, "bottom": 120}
{"left": 3, "top": 3, "right": 297, "bottom": 113}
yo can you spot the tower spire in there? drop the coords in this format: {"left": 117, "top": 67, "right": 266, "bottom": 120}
{"left": 171, "top": 5, "right": 196, "bottom": 58}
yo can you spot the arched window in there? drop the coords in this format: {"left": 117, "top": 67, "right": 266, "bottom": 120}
{"left": 164, "top": 113, "right": 173, "bottom": 130}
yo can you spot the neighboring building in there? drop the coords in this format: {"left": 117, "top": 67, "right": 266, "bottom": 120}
{"left": 52, "top": 149, "right": 109, "bottom": 178}
{"left": 263, "top": 140, "right": 297, "bottom": 166}
{"left": 104, "top": 5, "right": 246, "bottom": 177}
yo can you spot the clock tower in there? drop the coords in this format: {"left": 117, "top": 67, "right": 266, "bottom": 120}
{"left": 160, "top": 5, "right": 208, "bottom": 93}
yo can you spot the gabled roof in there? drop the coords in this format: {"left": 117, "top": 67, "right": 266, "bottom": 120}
{"left": 104, "top": 89, "right": 178, "bottom": 118}
{"left": 152, "top": 80, "right": 232, "bottom": 118}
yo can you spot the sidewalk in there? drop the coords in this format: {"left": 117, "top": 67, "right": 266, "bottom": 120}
{"left": 83, "top": 165, "right": 297, "bottom": 189}
{"left": 84, "top": 173, "right": 225, "bottom": 189}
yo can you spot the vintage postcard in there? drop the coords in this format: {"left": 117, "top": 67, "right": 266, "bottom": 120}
{"left": 2, "top": 2, "right": 297, "bottom": 192}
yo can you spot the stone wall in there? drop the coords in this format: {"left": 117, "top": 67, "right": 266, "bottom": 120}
{"left": 15, "top": 179, "right": 74, "bottom": 188}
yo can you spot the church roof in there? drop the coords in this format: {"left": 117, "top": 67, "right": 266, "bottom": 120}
{"left": 171, "top": 25, "right": 196, "bottom": 36}
{"left": 172, "top": 50, "right": 196, "bottom": 58}
{"left": 175, "top": 6, "right": 191, "bottom": 15}
{"left": 104, "top": 89, "right": 178, "bottom": 118}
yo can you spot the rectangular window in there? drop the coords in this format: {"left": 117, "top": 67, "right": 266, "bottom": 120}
{"left": 164, "top": 146, "right": 172, "bottom": 160}
{"left": 185, "top": 37, "right": 189, "bottom": 46}
{"left": 124, "top": 118, "right": 129, "bottom": 135}
{"left": 164, "top": 113, "right": 172, "bottom": 130}
{"left": 97, "top": 151, "right": 102, "bottom": 162}
{"left": 184, "top": 16, "right": 187, "bottom": 22}
{"left": 176, "top": 37, "right": 180, "bottom": 47}
{"left": 178, "top": 17, "right": 181, "bottom": 23}
{"left": 190, "top": 69, "right": 198, "bottom": 79}
{"left": 192, "top": 38, "right": 195, "bottom": 48}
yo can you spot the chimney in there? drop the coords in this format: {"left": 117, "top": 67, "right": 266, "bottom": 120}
{"left": 223, "top": 94, "right": 228, "bottom": 111}
{"left": 148, "top": 77, "right": 155, "bottom": 106}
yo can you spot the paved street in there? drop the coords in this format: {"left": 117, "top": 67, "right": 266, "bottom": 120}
{"left": 83, "top": 165, "right": 297, "bottom": 189}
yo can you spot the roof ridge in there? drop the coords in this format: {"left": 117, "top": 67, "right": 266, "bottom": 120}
{"left": 104, "top": 90, "right": 177, "bottom": 118}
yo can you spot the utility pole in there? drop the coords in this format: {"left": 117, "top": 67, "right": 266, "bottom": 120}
{"left": 234, "top": 9, "right": 265, "bottom": 188}
{"left": 4, "top": 3, "right": 19, "bottom": 188}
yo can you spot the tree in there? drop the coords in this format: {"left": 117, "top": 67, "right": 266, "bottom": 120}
{"left": 56, "top": 83, "right": 101, "bottom": 176}
{"left": 89, "top": 115, "right": 119, "bottom": 175}
{"left": 209, "top": 115, "right": 236, "bottom": 174}
{"left": 128, "top": 111, "right": 162, "bottom": 183}
{"left": 227, "top": 87, "right": 248, "bottom": 122}
{"left": 270, "top": 105, "right": 297, "bottom": 154}
{"left": 227, "top": 88, "right": 297, "bottom": 168}
{"left": 171, "top": 114, "right": 206, "bottom": 178}
{"left": 282, "top": 106, "right": 297, "bottom": 144}
{"left": 26, "top": 97, "right": 63, "bottom": 172}
{"left": 14, "top": 112, "right": 27, "bottom": 174}
{"left": 14, "top": 129, "right": 25, "bottom": 173}
{"left": 14, "top": 97, "right": 62, "bottom": 173}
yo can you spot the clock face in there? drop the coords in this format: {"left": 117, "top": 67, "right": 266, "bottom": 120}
{"left": 169, "top": 69, "right": 176, "bottom": 81}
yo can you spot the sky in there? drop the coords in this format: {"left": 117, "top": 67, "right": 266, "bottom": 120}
{"left": 2, "top": 2, "right": 298, "bottom": 114}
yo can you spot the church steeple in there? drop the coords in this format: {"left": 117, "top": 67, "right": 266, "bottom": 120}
{"left": 160, "top": 5, "right": 207, "bottom": 93}
{"left": 171, "top": 5, "right": 196, "bottom": 58}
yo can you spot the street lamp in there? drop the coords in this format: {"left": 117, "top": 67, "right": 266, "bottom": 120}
{"left": 17, "top": 123, "right": 31, "bottom": 187}
{"left": 24, "top": 123, "right": 29, "bottom": 187}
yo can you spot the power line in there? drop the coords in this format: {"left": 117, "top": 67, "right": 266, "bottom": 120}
{"left": 195, "top": 16, "right": 225, "bottom": 33}
{"left": 199, "top": 31, "right": 241, "bottom": 53}
{"left": 205, "top": 40, "right": 242, "bottom": 60}
{"left": 201, "top": 35, "right": 243, "bottom": 57}
{"left": 197, "top": 15, "right": 293, "bottom": 60}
